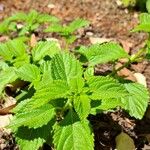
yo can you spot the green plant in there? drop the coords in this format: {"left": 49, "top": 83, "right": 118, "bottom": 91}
{"left": 44, "top": 18, "right": 89, "bottom": 48}
{"left": 0, "top": 10, "right": 59, "bottom": 36}
{"left": 121, "top": 0, "right": 150, "bottom": 11}
{"left": 0, "top": 13, "right": 149, "bottom": 150}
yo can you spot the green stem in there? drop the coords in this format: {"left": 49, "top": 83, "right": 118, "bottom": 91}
{"left": 110, "top": 47, "right": 146, "bottom": 76}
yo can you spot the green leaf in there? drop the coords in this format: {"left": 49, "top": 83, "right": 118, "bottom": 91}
{"left": 84, "top": 66, "right": 94, "bottom": 79}
{"left": 16, "top": 64, "right": 41, "bottom": 83}
{"left": 147, "top": 0, "right": 150, "bottom": 13}
{"left": 132, "top": 13, "right": 150, "bottom": 32}
{"left": 9, "top": 12, "right": 27, "bottom": 21}
{"left": 0, "top": 67, "right": 17, "bottom": 95}
{"left": 0, "top": 43, "right": 12, "bottom": 60}
{"left": 74, "top": 94, "right": 91, "bottom": 119}
{"left": 44, "top": 24, "right": 65, "bottom": 34}
{"left": 45, "top": 18, "right": 89, "bottom": 35}
{"left": 51, "top": 52, "right": 82, "bottom": 84}
{"left": 6, "top": 39, "right": 27, "bottom": 57}
{"left": 20, "top": 80, "right": 69, "bottom": 110}
{"left": 0, "top": 39, "right": 27, "bottom": 61}
{"left": 26, "top": 10, "right": 38, "bottom": 24}
{"left": 67, "top": 18, "right": 89, "bottom": 33}
{"left": 38, "top": 13, "right": 59, "bottom": 23}
{"left": 0, "top": 20, "right": 10, "bottom": 34}
{"left": 78, "top": 42, "right": 129, "bottom": 66}
{"left": 14, "top": 121, "right": 54, "bottom": 150}
{"left": 40, "top": 61, "right": 53, "bottom": 82}
{"left": 53, "top": 110, "right": 94, "bottom": 150}
{"left": 69, "top": 77, "right": 84, "bottom": 93}
{"left": 9, "top": 104, "right": 55, "bottom": 129}
{"left": 88, "top": 76, "right": 128, "bottom": 100}
{"left": 32, "top": 41, "right": 60, "bottom": 62}
{"left": 90, "top": 99, "right": 121, "bottom": 115}
{"left": 121, "top": 83, "right": 149, "bottom": 119}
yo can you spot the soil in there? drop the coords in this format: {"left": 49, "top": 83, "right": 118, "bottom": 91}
{"left": 0, "top": 0, "right": 150, "bottom": 149}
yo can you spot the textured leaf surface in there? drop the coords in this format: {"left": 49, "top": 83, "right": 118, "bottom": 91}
{"left": 40, "top": 61, "right": 53, "bottom": 82}
{"left": 0, "top": 39, "right": 27, "bottom": 61}
{"left": 38, "top": 14, "right": 59, "bottom": 23}
{"left": 147, "top": 0, "right": 150, "bottom": 13}
{"left": 78, "top": 42, "right": 128, "bottom": 65}
{"left": 51, "top": 52, "right": 82, "bottom": 84}
{"left": 74, "top": 94, "right": 91, "bottom": 119}
{"left": 19, "top": 80, "right": 69, "bottom": 111}
{"left": 9, "top": 12, "right": 27, "bottom": 21}
{"left": 32, "top": 41, "right": 60, "bottom": 61}
{"left": 16, "top": 64, "right": 41, "bottom": 82}
{"left": 9, "top": 104, "right": 55, "bottom": 129}
{"left": 91, "top": 99, "right": 121, "bottom": 115}
{"left": 67, "top": 18, "right": 89, "bottom": 33}
{"left": 133, "top": 13, "right": 150, "bottom": 32}
{"left": 45, "top": 18, "right": 89, "bottom": 34}
{"left": 53, "top": 110, "right": 94, "bottom": 150}
{"left": 88, "top": 76, "right": 128, "bottom": 100}
{"left": 15, "top": 121, "right": 53, "bottom": 150}
{"left": 121, "top": 83, "right": 149, "bottom": 119}
{"left": 0, "top": 67, "right": 17, "bottom": 95}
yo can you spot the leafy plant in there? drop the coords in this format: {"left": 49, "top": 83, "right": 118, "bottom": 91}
{"left": 0, "top": 10, "right": 59, "bottom": 36}
{"left": 121, "top": 0, "right": 150, "bottom": 11}
{"left": 0, "top": 11, "right": 149, "bottom": 150}
{"left": 44, "top": 18, "right": 89, "bottom": 48}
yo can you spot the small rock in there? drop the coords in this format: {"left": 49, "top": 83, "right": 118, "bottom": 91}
{"left": 133, "top": 73, "right": 147, "bottom": 87}
{"left": 86, "top": 32, "right": 94, "bottom": 36}
{"left": 89, "top": 37, "right": 112, "bottom": 44}
{"left": 30, "top": 34, "right": 37, "bottom": 47}
{"left": 115, "top": 132, "right": 135, "bottom": 150}
{"left": 0, "top": 115, "right": 12, "bottom": 127}
{"left": 0, "top": 4, "right": 4, "bottom": 11}
{"left": 47, "top": 3, "right": 56, "bottom": 9}
{"left": 16, "top": 24, "right": 23, "bottom": 29}
{"left": 116, "top": 0, "right": 122, "bottom": 6}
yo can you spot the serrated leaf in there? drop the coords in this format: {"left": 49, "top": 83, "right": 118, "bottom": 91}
{"left": 16, "top": 64, "right": 41, "bottom": 83}
{"left": 0, "top": 20, "right": 10, "bottom": 33}
{"left": 32, "top": 41, "right": 60, "bottom": 62}
{"left": 9, "top": 104, "right": 55, "bottom": 129}
{"left": 9, "top": 12, "right": 27, "bottom": 21}
{"left": 0, "top": 39, "right": 27, "bottom": 61}
{"left": 78, "top": 42, "right": 129, "bottom": 66}
{"left": 147, "top": 0, "right": 150, "bottom": 13}
{"left": 40, "top": 61, "right": 53, "bottom": 82}
{"left": 14, "top": 120, "right": 54, "bottom": 150}
{"left": 8, "top": 38, "right": 27, "bottom": 56}
{"left": 45, "top": 18, "right": 89, "bottom": 35}
{"left": 67, "top": 18, "right": 89, "bottom": 33}
{"left": 84, "top": 66, "right": 94, "bottom": 79}
{"left": 0, "top": 43, "right": 13, "bottom": 60}
{"left": 74, "top": 94, "right": 91, "bottom": 119}
{"left": 38, "top": 13, "right": 59, "bottom": 23}
{"left": 88, "top": 76, "right": 128, "bottom": 100}
{"left": 0, "top": 67, "right": 17, "bottom": 95}
{"left": 19, "top": 80, "right": 69, "bottom": 110}
{"left": 69, "top": 77, "right": 84, "bottom": 93}
{"left": 132, "top": 13, "right": 150, "bottom": 32}
{"left": 51, "top": 52, "right": 82, "bottom": 84}
{"left": 53, "top": 110, "right": 94, "bottom": 150}
{"left": 26, "top": 10, "right": 38, "bottom": 24}
{"left": 90, "top": 99, "right": 121, "bottom": 115}
{"left": 44, "top": 23, "right": 67, "bottom": 34}
{"left": 121, "top": 83, "right": 149, "bottom": 119}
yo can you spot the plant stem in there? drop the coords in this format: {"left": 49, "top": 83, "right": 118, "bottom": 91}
{"left": 110, "top": 48, "right": 146, "bottom": 76}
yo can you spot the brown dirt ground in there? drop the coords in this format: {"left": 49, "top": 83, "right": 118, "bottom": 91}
{"left": 0, "top": 0, "right": 150, "bottom": 149}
